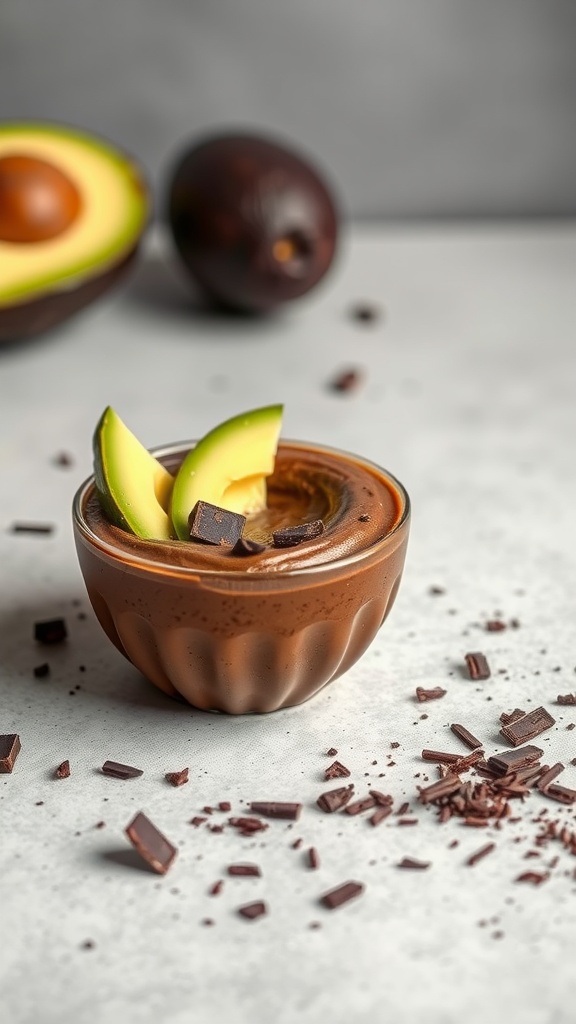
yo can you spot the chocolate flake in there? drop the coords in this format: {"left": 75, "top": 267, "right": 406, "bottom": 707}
{"left": 238, "top": 901, "right": 267, "bottom": 920}
{"left": 272, "top": 520, "right": 324, "bottom": 548}
{"left": 0, "top": 734, "right": 21, "bottom": 773}
{"left": 487, "top": 745, "right": 544, "bottom": 776}
{"left": 499, "top": 706, "right": 555, "bottom": 746}
{"left": 227, "top": 864, "right": 261, "bottom": 877}
{"left": 249, "top": 801, "right": 301, "bottom": 820}
{"left": 415, "top": 686, "right": 447, "bottom": 702}
{"left": 34, "top": 618, "right": 67, "bottom": 645}
{"left": 11, "top": 522, "right": 55, "bottom": 534}
{"left": 317, "top": 785, "right": 355, "bottom": 813}
{"left": 465, "top": 652, "right": 491, "bottom": 680}
{"left": 397, "top": 857, "right": 430, "bottom": 870}
{"left": 33, "top": 663, "right": 50, "bottom": 679}
{"left": 557, "top": 693, "right": 576, "bottom": 705}
{"left": 165, "top": 768, "right": 189, "bottom": 787}
{"left": 324, "top": 760, "right": 351, "bottom": 780}
{"left": 320, "top": 881, "right": 364, "bottom": 909}
{"left": 231, "top": 536, "right": 266, "bottom": 556}
{"left": 516, "top": 871, "right": 549, "bottom": 885}
{"left": 189, "top": 501, "right": 245, "bottom": 546}
{"left": 450, "top": 723, "right": 483, "bottom": 750}
{"left": 125, "top": 811, "right": 178, "bottom": 875}
{"left": 55, "top": 759, "right": 70, "bottom": 779}
{"left": 101, "top": 760, "right": 143, "bottom": 780}
{"left": 466, "top": 842, "right": 496, "bottom": 866}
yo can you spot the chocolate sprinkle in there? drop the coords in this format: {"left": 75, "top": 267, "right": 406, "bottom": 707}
{"left": 0, "top": 734, "right": 21, "bottom": 773}
{"left": 188, "top": 501, "right": 245, "bottom": 546}
{"left": 165, "top": 768, "right": 189, "bottom": 787}
{"left": 466, "top": 842, "right": 496, "bottom": 866}
{"left": 272, "top": 520, "right": 324, "bottom": 548}
{"left": 464, "top": 652, "right": 491, "bottom": 680}
{"left": 34, "top": 618, "right": 67, "bottom": 645}
{"left": 536, "top": 763, "right": 565, "bottom": 793}
{"left": 308, "top": 847, "right": 320, "bottom": 869}
{"left": 125, "top": 811, "right": 178, "bottom": 875}
{"left": 227, "top": 864, "right": 261, "bottom": 877}
{"left": 415, "top": 686, "right": 447, "bottom": 703}
{"left": 249, "top": 801, "right": 301, "bottom": 820}
{"left": 101, "top": 760, "right": 143, "bottom": 780}
{"left": 499, "top": 706, "right": 556, "bottom": 746}
{"left": 320, "top": 881, "right": 364, "bottom": 909}
{"left": 397, "top": 857, "right": 430, "bottom": 870}
{"left": 238, "top": 901, "right": 267, "bottom": 920}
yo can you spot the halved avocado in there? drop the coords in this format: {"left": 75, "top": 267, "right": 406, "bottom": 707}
{"left": 170, "top": 405, "right": 283, "bottom": 541}
{"left": 0, "top": 122, "right": 149, "bottom": 343}
{"left": 93, "top": 407, "right": 174, "bottom": 541}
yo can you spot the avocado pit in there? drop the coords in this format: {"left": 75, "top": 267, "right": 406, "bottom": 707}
{"left": 0, "top": 153, "right": 82, "bottom": 244}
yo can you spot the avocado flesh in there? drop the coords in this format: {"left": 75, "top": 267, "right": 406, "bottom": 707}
{"left": 170, "top": 405, "right": 283, "bottom": 541}
{"left": 93, "top": 407, "right": 174, "bottom": 541}
{"left": 0, "top": 122, "right": 148, "bottom": 307}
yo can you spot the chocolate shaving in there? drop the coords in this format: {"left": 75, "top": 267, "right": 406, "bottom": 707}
{"left": 466, "top": 842, "right": 496, "bottom": 866}
{"left": 464, "top": 652, "right": 491, "bottom": 680}
{"left": 272, "top": 520, "right": 324, "bottom": 548}
{"left": 450, "top": 723, "right": 483, "bottom": 750}
{"left": 516, "top": 871, "right": 549, "bottom": 885}
{"left": 369, "top": 790, "right": 394, "bottom": 807}
{"left": 344, "top": 795, "right": 376, "bottom": 816}
{"left": 308, "top": 847, "right": 320, "bottom": 869}
{"left": 499, "top": 708, "right": 526, "bottom": 725}
{"left": 324, "top": 760, "right": 351, "bottom": 780}
{"left": 188, "top": 501, "right": 245, "bottom": 546}
{"left": 320, "top": 881, "right": 364, "bottom": 909}
{"left": 0, "top": 734, "right": 21, "bottom": 773}
{"left": 231, "top": 537, "right": 266, "bottom": 556}
{"left": 125, "top": 811, "right": 177, "bottom": 875}
{"left": 101, "top": 760, "right": 143, "bottom": 780}
{"left": 487, "top": 745, "right": 544, "bottom": 776}
{"left": 418, "top": 774, "right": 462, "bottom": 804}
{"left": 499, "top": 706, "right": 555, "bottom": 746}
{"left": 557, "top": 693, "right": 576, "bottom": 705}
{"left": 421, "top": 749, "right": 464, "bottom": 765}
{"left": 542, "top": 783, "right": 576, "bottom": 805}
{"left": 11, "top": 522, "right": 55, "bottom": 534}
{"left": 415, "top": 686, "right": 447, "bottom": 702}
{"left": 249, "top": 801, "right": 301, "bottom": 820}
{"left": 227, "top": 864, "right": 261, "bottom": 877}
{"left": 55, "top": 759, "right": 70, "bottom": 779}
{"left": 165, "top": 768, "right": 189, "bottom": 787}
{"left": 536, "top": 763, "right": 565, "bottom": 793}
{"left": 397, "top": 857, "right": 430, "bottom": 870}
{"left": 369, "top": 807, "right": 392, "bottom": 826}
{"left": 34, "top": 618, "right": 67, "bottom": 645}
{"left": 316, "top": 785, "right": 355, "bottom": 813}
{"left": 238, "top": 901, "right": 267, "bottom": 920}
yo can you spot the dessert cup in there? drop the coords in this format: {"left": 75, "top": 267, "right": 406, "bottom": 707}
{"left": 72, "top": 440, "right": 410, "bottom": 713}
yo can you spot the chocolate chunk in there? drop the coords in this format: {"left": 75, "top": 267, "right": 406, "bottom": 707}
{"left": 33, "top": 663, "right": 50, "bottom": 679}
{"left": 369, "top": 789, "right": 394, "bottom": 807}
{"left": 272, "top": 519, "right": 324, "bottom": 548}
{"left": 499, "top": 706, "right": 555, "bottom": 746}
{"left": 101, "top": 760, "right": 143, "bottom": 780}
{"left": 227, "top": 864, "right": 261, "bottom": 876}
{"left": 238, "top": 901, "right": 267, "bottom": 920}
{"left": 231, "top": 536, "right": 266, "bottom": 556}
{"left": 324, "top": 760, "right": 351, "bottom": 780}
{"left": 418, "top": 774, "right": 462, "bottom": 804}
{"left": 536, "top": 763, "right": 565, "bottom": 793}
{"left": 326, "top": 747, "right": 338, "bottom": 757}
{"left": 466, "top": 842, "right": 496, "bottom": 866}
{"left": 320, "top": 881, "right": 364, "bottom": 909}
{"left": 0, "top": 734, "right": 21, "bottom": 773}
{"left": 34, "top": 618, "right": 67, "bottom": 645}
{"left": 308, "top": 847, "right": 320, "bottom": 869}
{"left": 542, "top": 783, "right": 576, "bottom": 805}
{"left": 450, "top": 723, "right": 483, "bottom": 750}
{"left": 421, "top": 749, "right": 463, "bottom": 765}
{"left": 464, "top": 652, "right": 491, "bottom": 680}
{"left": 11, "top": 522, "right": 55, "bottom": 534}
{"left": 125, "top": 811, "right": 177, "bottom": 875}
{"left": 369, "top": 807, "right": 392, "bottom": 826}
{"left": 344, "top": 795, "right": 376, "bottom": 816}
{"left": 415, "top": 686, "right": 447, "bottom": 703}
{"left": 55, "top": 760, "right": 70, "bottom": 779}
{"left": 165, "top": 768, "right": 189, "bottom": 787}
{"left": 188, "top": 500, "right": 245, "bottom": 546}
{"left": 557, "top": 693, "right": 576, "bottom": 705}
{"left": 329, "top": 368, "right": 363, "bottom": 393}
{"left": 249, "top": 801, "right": 301, "bottom": 820}
{"left": 499, "top": 708, "right": 526, "bottom": 725}
{"left": 397, "top": 857, "right": 430, "bottom": 869}
{"left": 228, "top": 816, "right": 268, "bottom": 833}
{"left": 487, "top": 745, "right": 544, "bottom": 776}
{"left": 317, "top": 784, "right": 355, "bottom": 813}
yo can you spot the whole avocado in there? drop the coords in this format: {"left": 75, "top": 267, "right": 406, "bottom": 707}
{"left": 166, "top": 132, "right": 339, "bottom": 313}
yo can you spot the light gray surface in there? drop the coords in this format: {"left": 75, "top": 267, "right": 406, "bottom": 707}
{"left": 2, "top": 0, "right": 576, "bottom": 218}
{"left": 1, "top": 223, "right": 576, "bottom": 1023}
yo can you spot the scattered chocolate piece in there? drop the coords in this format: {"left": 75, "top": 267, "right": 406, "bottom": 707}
{"left": 209, "top": 880, "right": 224, "bottom": 896}
{"left": 218, "top": 801, "right": 231, "bottom": 812}
{"left": 557, "top": 694, "right": 576, "bottom": 705}
{"left": 249, "top": 801, "right": 301, "bottom": 820}
{"left": 369, "top": 807, "right": 392, "bottom": 826}
{"left": 418, "top": 774, "right": 462, "bottom": 804}
{"left": 344, "top": 795, "right": 376, "bottom": 816}
{"left": 516, "top": 871, "right": 549, "bottom": 885}
{"left": 227, "top": 864, "right": 261, "bottom": 877}
{"left": 101, "top": 760, "right": 143, "bottom": 780}
{"left": 10, "top": 522, "right": 55, "bottom": 534}
{"left": 567, "top": 723, "right": 576, "bottom": 731}
{"left": 238, "top": 901, "right": 267, "bottom": 920}
{"left": 228, "top": 816, "right": 268, "bottom": 834}
{"left": 536, "top": 763, "right": 565, "bottom": 793}
{"left": 487, "top": 745, "right": 544, "bottom": 776}
{"left": 421, "top": 749, "right": 463, "bottom": 765}
{"left": 465, "top": 652, "right": 491, "bottom": 680}
{"left": 358, "top": 513, "right": 371, "bottom": 522}
{"left": 308, "top": 847, "right": 320, "bottom": 869}
{"left": 34, "top": 618, "right": 67, "bottom": 645}
{"left": 324, "top": 760, "right": 351, "bottom": 780}
{"left": 165, "top": 768, "right": 189, "bottom": 787}
{"left": 500, "top": 706, "right": 555, "bottom": 746}
{"left": 55, "top": 760, "right": 70, "bottom": 779}
{"left": 189, "top": 501, "right": 245, "bottom": 546}
{"left": 397, "top": 857, "right": 430, "bottom": 870}
{"left": 33, "top": 663, "right": 50, "bottom": 679}
{"left": 317, "top": 785, "right": 355, "bottom": 813}
{"left": 350, "top": 302, "right": 380, "bottom": 324}
{"left": 369, "top": 790, "right": 394, "bottom": 807}
{"left": 231, "top": 536, "right": 266, "bottom": 556}
{"left": 450, "top": 723, "right": 483, "bottom": 750}
{"left": 485, "top": 619, "right": 506, "bottom": 632}
{"left": 415, "top": 686, "right": 447, "bottom": 703}
{"left": 500, "top": 708, "right": 526, "bottom": 725}
{"left": 542, "top": 784, "right": 576, "bottom": 805}
{"left": 190, "top": 816, "right": 207, "bottom": 827}
{"left": 272, "top": 520, "right": 324, "bottom": 548}
{"left": 320, "top": 881, "right": 364, "bottom": 909}
{"left": 326, "top": 747, "right": 338, "bottom": 757}
{"left": 125, "top": 811, "right": 178, "bottom": 875}
{"left": 0, "top": 734, "right": 21, "bottom": 773}
{"left": 466, "top": 842, "right": 496, "bottom": 866}
{"left": 329, "top": 368, "right": 363, "bottom": 393}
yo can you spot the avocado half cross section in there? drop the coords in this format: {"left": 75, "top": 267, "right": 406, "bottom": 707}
{"left": 170, "top": 404, "right": 283, "bottom": 541}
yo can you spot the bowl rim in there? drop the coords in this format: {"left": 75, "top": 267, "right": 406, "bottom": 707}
{"left": 72, "top": 438, "right": 411, "bottom": 580}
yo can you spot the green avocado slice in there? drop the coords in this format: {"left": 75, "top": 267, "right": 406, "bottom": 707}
{"left": 170, "top": 404, "right": 283, "bottom": 541}
{"left": 93, "top": 407, "right": 174, "bottom": 540}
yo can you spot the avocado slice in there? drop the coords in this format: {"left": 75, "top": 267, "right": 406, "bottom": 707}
{"left": 0, "top": 122, "right": 149, "bottom": 343}
{"left": 170, "top": 405, "right": 283, "bottom": 541}
{"left": 93, "top": 407, "right": 174, "bottom": 541}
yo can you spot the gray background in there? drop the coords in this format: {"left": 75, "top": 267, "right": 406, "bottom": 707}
{"left": 1, "top": 0, "right": 576, "bottom": 219}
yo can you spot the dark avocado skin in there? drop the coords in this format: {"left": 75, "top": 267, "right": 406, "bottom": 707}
{"left": 167, "top": 133, "right": 339, "bottom": 313}
{"left": 0, "top": 247, "right": 139, "bottom": 345}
